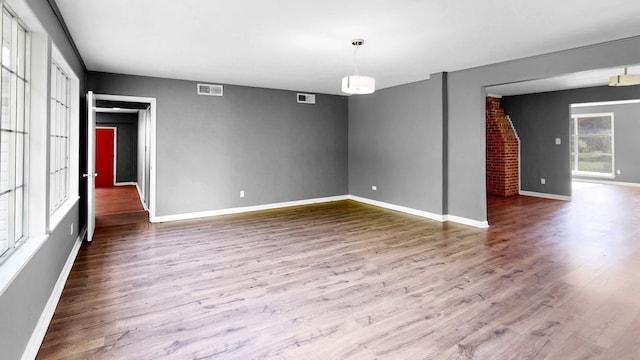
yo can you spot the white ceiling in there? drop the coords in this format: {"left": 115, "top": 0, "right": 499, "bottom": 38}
{"left": 54, "top": 0, "right": 640, "bottom": 96}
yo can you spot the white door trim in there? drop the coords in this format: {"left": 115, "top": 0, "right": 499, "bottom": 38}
{"left": 93, "top": 94, "right": 157, "bottom": 221}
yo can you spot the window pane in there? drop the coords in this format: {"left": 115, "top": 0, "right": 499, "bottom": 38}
{"left": 16, "top": 79, "right": 24, "bottom": 132}
{"left": 577, "top": 135, "right": 611, "bottom": 155}
{"left": 14, "top": 186, "right": 22, "bottom": 240}
{"left": 0, "top": 130, "right": 8, "bottom": 192}
{"left": 574, "top": 115, "right": 613, "bottom": 175}
{"left": 2, "top": 11, "right": 12, "bottom": 69}
{"left": 15, "top": 133, "right": 23, "bottom": 186}
{"left": 577, "top": 153, "right": 612, "bottom": 173}
{"left": 16, "top": 26, "right": 25, "bottom": 78}
{"left": 0, "top": 193, "right": 8, "bottom": 255}
{"left": 577, "top": 116, "right": 611, "bottom": 135}
{"left": 1, "top": 67, "right": 10, "bottom": 129}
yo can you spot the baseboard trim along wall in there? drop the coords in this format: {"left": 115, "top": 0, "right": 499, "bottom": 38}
{"left": 152, "top": 195, "right": 350, "bottom": 223}
{"left": 348, "top": 195, "right": 446, "bottom": 222}
{"left": 153, "top": 194, "right": 490, "bottom": 228}
{"left": 443, "top": 214, "right": 489, "bottom": 228}
{"left": 347, "top": 195, "right": 489, "bottom": 228}
{"left": 519, "top": 190, "right": 571, "bottom": 201}
{"left": 573, "top": 178, "right": 640, "bottom": 188}
{"left": 22, "top": 228, "right": 86, "bottom": 360}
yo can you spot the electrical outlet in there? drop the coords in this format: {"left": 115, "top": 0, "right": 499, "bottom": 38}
{"left": 555, "top": 138, "right": 561, "bottom": 145}
{"left": 541, "top": 178, "right": 546, "bottom": 185}
{"left": 240, "top": 190, "right": 245, "bottom": 198}
{"left": 617, "top": 170, "right": 621, "bottom": 175}
{"left": 371, "top": 185, "right": 377, "bottom": 191}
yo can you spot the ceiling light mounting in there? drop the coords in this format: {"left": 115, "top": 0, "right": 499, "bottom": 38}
{"left": 609, "top": 67, "right": 640, "bottom": 87}
{"left": 342, "top": 38, "right": 375, "bottom": 95}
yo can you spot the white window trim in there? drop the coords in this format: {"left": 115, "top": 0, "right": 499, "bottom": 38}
{"left": 48, "top": 43, "right": 78, "bottom": 232}
{"left": 571, "top": 112, "right": 615, "bottom": 179}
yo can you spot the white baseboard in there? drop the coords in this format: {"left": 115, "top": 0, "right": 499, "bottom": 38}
{"left": 347, "top": 195, "right": 489, "bottom": 228}
{"left": 152, "top": 194, "right": 490, "bottom": 229}
{"left": 347, "top": 195, "right": 445, "bottom": 222}
{"left": 444, "top": 215, "right": 489, "bottom": 228}
{"left": 573, "top": 178, "right": 640, "bottom": 188}
{"left": 519, "top": 190, "right": 571, "bottom": 201}
{"left": 152, "top": 195, "right": 349, "bottom": 223}
{"left": 114, "top": 182, "right": 137, "bottom": 186}
{"left": 134, "top": 183, "right": 148, "bottom": 211}
{"left": 21, "top": 228, "right": 85, "bottom": 360}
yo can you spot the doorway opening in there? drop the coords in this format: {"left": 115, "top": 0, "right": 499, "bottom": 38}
{"left": 90, "top": 94, "right": 156, "bottom": 230}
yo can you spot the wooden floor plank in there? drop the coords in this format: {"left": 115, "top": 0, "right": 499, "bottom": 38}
{"left": 37, "top": 184, "right": 640, "bottom": 359}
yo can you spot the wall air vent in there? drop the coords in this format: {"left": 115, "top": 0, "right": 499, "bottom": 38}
{"left": 197, "top": 83, "right": 224, "bottom": 96}
{"left": 297, "top": 93, "right": 316, "bottom": 104}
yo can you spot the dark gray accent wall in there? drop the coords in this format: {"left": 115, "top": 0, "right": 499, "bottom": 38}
{"left": 447, "top": 35, "right": 640, "bottom": 222}
{"left": 571, "top": 101, "right": 640, "bottom": 184}
{"left": 501, "top": 85, "right": 640, "bottom": 196}
{"left": 348, "top": 75, "right": 446, "bottom": 214}
{"left": 96, "top": 112, "right": 138, "bottom": 183}
{"left": 88, "top": 72, "right": 348, "bottom": 217}
{"left": 0, "top": 1, "right": 86, "bottom": 358}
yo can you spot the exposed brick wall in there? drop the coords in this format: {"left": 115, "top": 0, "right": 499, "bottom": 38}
{"left": 486, "top": 97, "right": 519, "bottom": 197}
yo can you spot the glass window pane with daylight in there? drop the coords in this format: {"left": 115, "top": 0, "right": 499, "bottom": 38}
{"left": 0, "top": 9, "right": 28, "bottom": 257}
{"left": 571, "top": 114, "right": 614, "bottom": 177}
{"left": 50, "top": 64, "right": 70, "bottom": 214}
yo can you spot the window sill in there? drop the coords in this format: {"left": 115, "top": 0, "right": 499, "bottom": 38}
{"left": 49, "top": 196, "right": 80, "bottom": 233}
{"left": 572, "top": 172, "right": 615, "bottom": 179}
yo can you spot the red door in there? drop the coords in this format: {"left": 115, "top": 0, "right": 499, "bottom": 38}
{"left": 95, "top": 128, "right": 115, "bottom": 187}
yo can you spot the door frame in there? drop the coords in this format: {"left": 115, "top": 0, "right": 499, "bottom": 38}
{"left": 95, "top": 126, "right": 117, "bottom": 187}
{"left": 92, "top": 94, "right": 157, "bottom": 221}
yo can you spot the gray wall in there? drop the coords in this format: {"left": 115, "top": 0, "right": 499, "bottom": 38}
{"left": 88, "top": 72, "right": 349, "bottom": 217}
{"left": 501, "top": 85, "right": 640, "bottom": 196}
{"left": 0, "top": 204, "right": 80, "bottom": 360}
{"left": 447, "top": 36, "right": 640, "bottom": 222}
{"left": 96, "top": 112, "right": 138, "bottom": 183}
{"left": 571, "top": 101, "right": 640, "bottom": 184}
{"left": 348, "top": 75, "right": 446, "bottom": 214}
{"left": 1, "top": 1, "right": 86, "bottom": 358}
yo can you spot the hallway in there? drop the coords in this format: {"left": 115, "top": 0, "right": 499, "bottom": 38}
{"left": 95, "top": 185, "right": 148, "bottom": 228}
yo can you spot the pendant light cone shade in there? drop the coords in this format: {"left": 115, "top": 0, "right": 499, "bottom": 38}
{"left": 342, "top": 39, "right": 375, "bottom": 95}
{"left": 342, "top": 75, "right": 376, "bottom": 94}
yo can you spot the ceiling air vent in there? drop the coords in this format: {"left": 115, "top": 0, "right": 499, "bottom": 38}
{"left": 297, "top": 93, "right": 316, "bottom": 104}
{"left": 197, "top": 83, "right": 223, "bottom": 96}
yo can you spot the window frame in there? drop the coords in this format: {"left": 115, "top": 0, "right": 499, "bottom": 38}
{"left": 570, "top": 112, "right": 615, "bottom": 178}
{"left": 47, "top": 43, "right": 79, "bottom": 232}
{"left": 49, "top": 61, "right": 70, "bottom": 215}
{"left": 0, "top": 4, "right": 29, "bottom": 259}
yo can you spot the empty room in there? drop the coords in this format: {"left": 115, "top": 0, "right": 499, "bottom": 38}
{"left": 1, "top": 0, "right": 640, "bottom": 359}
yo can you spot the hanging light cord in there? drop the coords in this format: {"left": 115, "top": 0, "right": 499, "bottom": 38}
{"left": 353, "top": 44, "right": 360, "bottom": 76}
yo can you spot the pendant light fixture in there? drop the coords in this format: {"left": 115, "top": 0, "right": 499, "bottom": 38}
{"left": 342, "top": 39, "right": 375, "bottom": 94}
{"left": 609, "top": 67, "right": 640, "bottom": 86}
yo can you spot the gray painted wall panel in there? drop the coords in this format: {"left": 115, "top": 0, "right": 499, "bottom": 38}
{"left": 88, "top": 72, "right": 348, "bottom": 216}
{"left": 348, "top": 77, "right": 445, "bottom": 214}
{"left": 501, "top": 85, "right": 640, "bottom": 195}
{"left": 97, "top": 112, "right": 138, "bottom": 183}
{"left": 0, "top": 1, "right": 86, "bottom": 359}
{"left": 0, "top": 204, "right": 80, "bottom": 360}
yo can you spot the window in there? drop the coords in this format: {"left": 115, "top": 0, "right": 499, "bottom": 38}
{"left": 49, "top": 63, "right": 70, "bottom": 214}
{"left": 570, "top": 113, "right": 614, "bottom": 177}
{"left": 0, "top": 7, "right": 28, "bottom": 256}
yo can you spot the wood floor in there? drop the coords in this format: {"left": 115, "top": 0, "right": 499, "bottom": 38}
{"left": 95, "top": 185, "right": 148, "bottom": 228}
{"left": 37, "top": 184, "right": 640, "bottom": 359}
